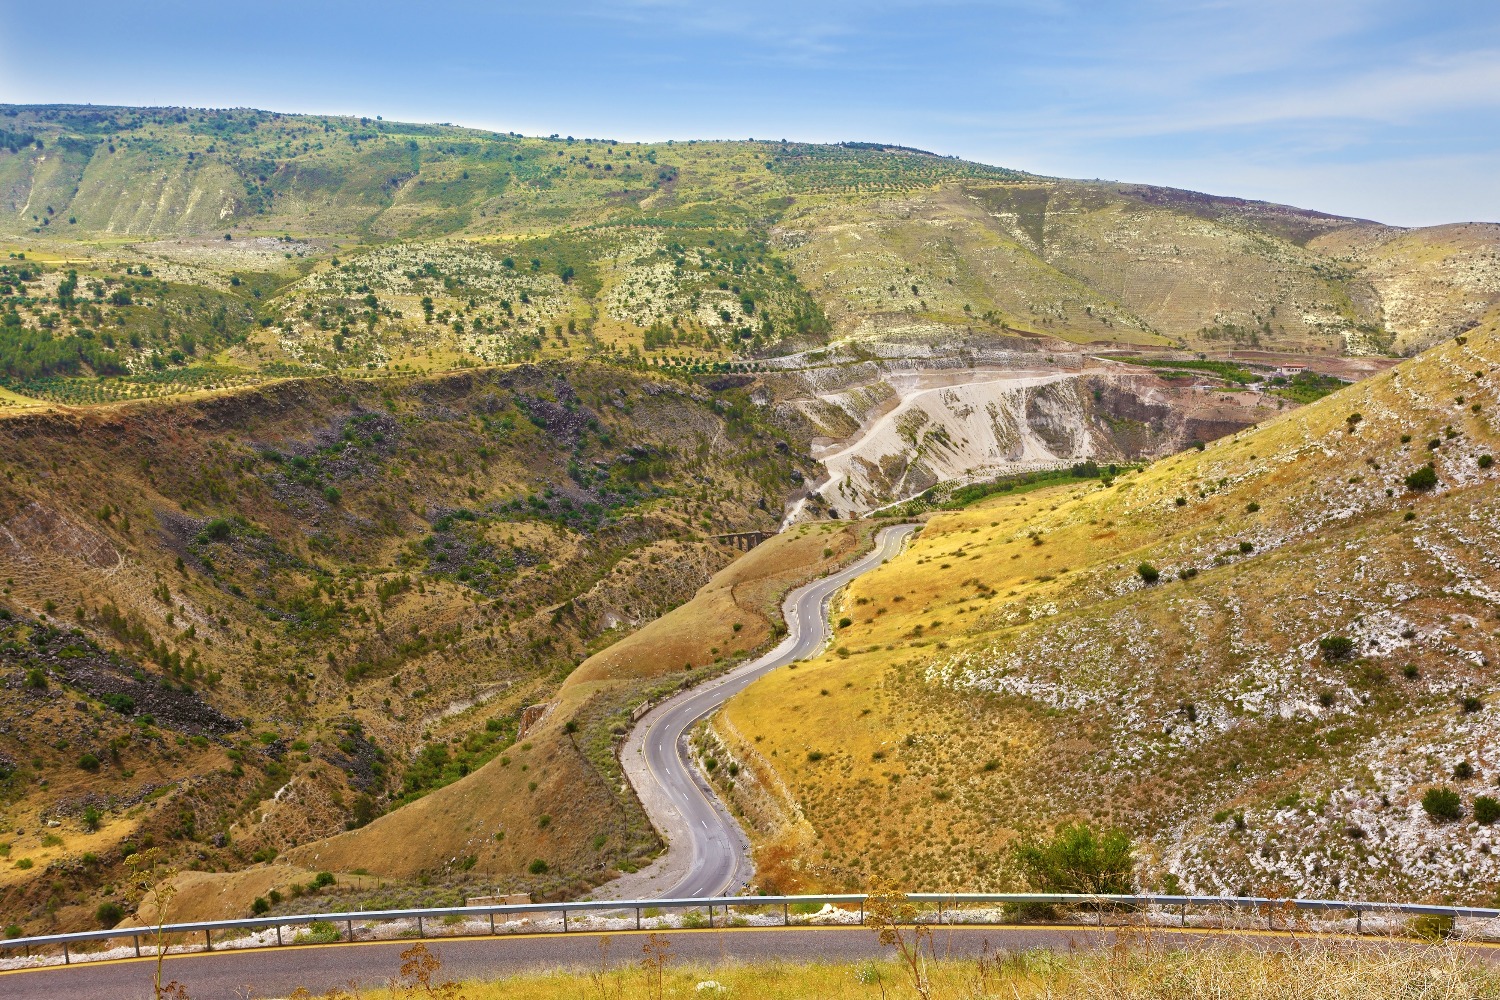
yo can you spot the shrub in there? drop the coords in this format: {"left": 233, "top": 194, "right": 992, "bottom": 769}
{"left": 807, "top": 750, "right": 824, "bottom": 761}
{"left": 1463, "top": 695, "right": 1484, "bottom": 713}
{"left": 294, "top": 920, "right": 341, "bottom": 944}
{"left": 1421, "top": 786, "right": 1462, "bottom": 823}
{"left": 1318, "top": 636, "right": 1355, "bottom": 660}
{"left": 837, "top": 617, "right": 852, "bottom": 628}
{"left": 251, "top": 897, "right": 270, "bottom": 915}
{"left": 312, "top": 871, "right": 336, "bottom": 888}
{"left": 1405, "top": 465, "right": 1438, "bottom": 492}
{"left": 94, "top": 902, "right": 124, "bottom": 928}
{"left": 24, "top": 668, "right": 46, "bottom": 689}
{"left": 83, "top": 806, "right": 102, "bottom": 831}
{"left": 77, "top": 752, "right": 101, "bottom": 772}
{"left": 1480, "top": 454, "right": 1494, "bottom": 469}
{"left": 1245, "top": 502, "right": 1260, "bottom": 512}
{"left": 1412, "top": 914, "right": 1456, "bottom": 940}
{"left": 1475, "top": 796, "right": 1500, "bottom": 825}
{"left": 1454, "top": 761, "right": 1474, "bottom": 780}
{"left": 528, "top": 858, "right": 549, "bottom": 875}
{"left": 1013, "top": 821, "right": 1134, "bottom": 894}
{"left": 1136, "top": 563, "right": 1160, "bottom": 585}
{"left": 1238, "top": 541, "right": 1254, "bottom": 553}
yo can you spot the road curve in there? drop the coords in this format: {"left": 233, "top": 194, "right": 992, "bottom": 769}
{"left": 611, "top": 523, "right": 917, "bottom": 899}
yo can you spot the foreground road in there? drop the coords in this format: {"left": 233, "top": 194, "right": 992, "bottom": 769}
{"left": 612, "top": 522, "right": 917, "bottom": 898}
{"left": 9, "top": 923, "right": 1483, "bottom": 1000}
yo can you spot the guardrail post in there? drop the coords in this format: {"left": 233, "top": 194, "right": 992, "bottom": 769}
{"left": 417, "top": 915, "right": 424, "bottom": 938}
{"left": 707, "top": 904, "right": 713, "bottom": 929}
{"left": 490, "top": 912, "right": 496, "bottom": 935}
{"left": 1355, "top": 908, "right": 1362, "bottom": 936}
{"left": 205, "top": 929, "right": 213, "bottom": 952}
{"left": 860, "top": 901, "right": 865, "bottom": 925}
{"left": 1179, "top": 903, "right": 1186, "bottom": 927}
{"left": 134, "top": 933, "right": 142, "bottom": 957}
{"left": 346, "top": 919, "right": 354, "bottom": 942}
{"left": 563, "top": 910, "right": 569, "bottom": 933}
{"left": 275, "top": 925, "right": 282, "bottom": 946}
{"left": 635, "top": 907, "right": 641, "bottom": 931}
{"left": 63, "top": 941, "right": 69, "bottom": 965}
{"left": 783, "top": 902, "right": 789, "bottom": 926}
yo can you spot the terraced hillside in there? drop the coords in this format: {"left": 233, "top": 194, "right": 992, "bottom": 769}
{"left": 0, "top": 361, "right": 808, "bottom": 931}
{"left": 716, "top": 311, "right": 1500, "bottom": 903}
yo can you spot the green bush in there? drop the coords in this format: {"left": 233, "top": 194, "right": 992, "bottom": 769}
{"left": 1421, "top": 786, "right": 1462, "bottom": 823}
{"left": 95, "top": 901, "right": 124, "bottom": 928}
{"left": 1405, "top": 465, "right": 1438, "bottom": 492}
{"left": 1474, "top": 796, "right": 1500, "bottom": 825}
{"left": 312, "top": 871, "right": 336, "bottom": 888}
{"left": 1136, "top": 563, "right": 1160, "bottom": 585}
{"left": 251, "top": 897, "right": 270, "bottom": 915}
{"left": 294, "top": 920, "right": 341, "bottom": 944}
{"left": 528, "top": 858, "right": 549, "bottom": 875}
{"left": 77, "top": 752, "right": 101, "bottom": 772}
{"left": 1411, "top": 914, "right": 1455, "bottom": 941}
{"left": 1013, "top": 821, "right": 1134, "bottom": 895}
{"left": 1318, "top": 636, "right": 1355, "bottom": 660}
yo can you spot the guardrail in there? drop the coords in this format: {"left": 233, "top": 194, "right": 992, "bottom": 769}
{"left": 4, "top": 892, "right": 1498, "bottom": 968}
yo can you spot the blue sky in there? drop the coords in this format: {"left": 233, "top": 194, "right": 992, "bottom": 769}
{"left": 1, "top": 1, "right": 1496, "bottom": 226}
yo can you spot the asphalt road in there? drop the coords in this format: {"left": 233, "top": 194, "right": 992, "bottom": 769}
{"left": 8, "top": 923, "right": 1470, "bottom": 1000}
{"left": 624, "top": 522, "right": 917, "bottom": 898}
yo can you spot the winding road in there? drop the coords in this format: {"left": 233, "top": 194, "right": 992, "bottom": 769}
{"left": 1, "top": 524, "right": 918, "bottom": 998}
{"left": 607, "top": 522, "right": 917, "bottom": 899}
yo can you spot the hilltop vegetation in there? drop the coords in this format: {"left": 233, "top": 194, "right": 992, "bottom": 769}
{"left": 0, "top": 104, "right": 1496, "bottom": 413}
{"left": 719, "top": 314, "right": 1500, "bottom": 903}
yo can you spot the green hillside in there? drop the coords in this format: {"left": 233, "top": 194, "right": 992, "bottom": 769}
{"left": 1, "top": 104, "right": 1497, "bottom": 411}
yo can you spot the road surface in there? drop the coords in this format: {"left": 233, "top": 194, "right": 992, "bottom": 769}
{"left": 607, "top": 522, "right": 917, "bottom": 899}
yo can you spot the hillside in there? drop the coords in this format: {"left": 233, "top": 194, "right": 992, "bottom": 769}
{"left": 0, "top": 360, "right": 808, "bottom": 931}
{"left": 0, "top": 104, "right": 1497, "bottom": 414}
{"left": 717, "top": 311, "right": 1500, "bottom": 903}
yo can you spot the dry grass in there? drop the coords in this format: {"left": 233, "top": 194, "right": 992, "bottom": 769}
{"left": 722, "top": 311, "right": 1500, "bottom": 899}
{"left": 352, "top": 937, "right": 1500, "bottom": 1000}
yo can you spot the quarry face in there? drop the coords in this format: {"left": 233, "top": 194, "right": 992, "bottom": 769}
{"left": 770, "top": 357, "right": 1285, "bottom": 517}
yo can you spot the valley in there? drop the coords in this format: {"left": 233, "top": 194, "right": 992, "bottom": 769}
{"left": 1, "top": 101, "right": 1499, "bottom": 938}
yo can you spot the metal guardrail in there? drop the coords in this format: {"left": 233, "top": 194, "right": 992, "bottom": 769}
{"left": 3, "top": 892, "right": 1497, "bottom": 967}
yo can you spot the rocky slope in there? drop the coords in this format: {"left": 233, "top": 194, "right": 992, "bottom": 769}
{"left": 718, "top": 308, "right": 1500, "bottom": 904}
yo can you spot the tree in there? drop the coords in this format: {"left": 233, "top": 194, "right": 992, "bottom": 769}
{"left": 1012, "top": 821, "right": 1134, "bottom": 895}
